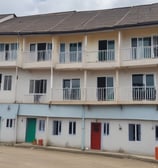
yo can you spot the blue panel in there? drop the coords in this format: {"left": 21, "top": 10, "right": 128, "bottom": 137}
{"left": 19, "top": 104, "right": 83, "bottom": 118}
{"left": 0, "top": 104, "right": 19, "bottom": 119}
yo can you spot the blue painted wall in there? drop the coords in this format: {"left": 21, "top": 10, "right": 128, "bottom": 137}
{"left": 0, "top": 104, "right": 18, "bottom": 119}
{"left": 0, "top": 103, "right": 157, "bottom": 121}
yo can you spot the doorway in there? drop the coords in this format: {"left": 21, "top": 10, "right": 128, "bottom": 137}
{"left": 91, "top": 122, "right": 101, "bottom": 150}
{"left": 25, "top": 118, "right": 36, "bottom": 143}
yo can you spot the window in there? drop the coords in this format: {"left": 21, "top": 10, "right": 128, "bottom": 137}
{"left": 30, "top": 43, "right": 52, "bottom": 61}
{"left": 153, "top": 36, "right": 158, "bottom": 57}
{"left": 69, "top": 121, "right": 76, "bottom": 135}
{"left": 39, "top": 120, "right": 45, "bottom": 131}
{"left": 63, "top": 79, "right": 80, "bottom": 100}
{"left": 132, "top": 74, "right": 156, "bottom": 100}
{"left": 4, "top": 75, "right": 12, "bottom": 91}
{"left": 29, "top": 79, "right": 47, "bottom": 94}
{"left": 53, "top": 120, "right": 61, "bottom": 135}
{"left": 131, "top": 37, "right": 151, "bottom": 59}
{"left": 0, "top": 43, "right": 18, "bottom": 61}
{"left": 103, "top": 123, "right": 109, "bottom": 136}
{"left": 97, "top": 77, "right": 114, "bottom": 101}
{"left": 6, "top": 119, "right": 14, "bottom": 128}
{"left": 155, "top": 126, "right": 158, "bottom": 141}
{"left": 129, "top": 124, "right": 141, "bottom": 141}
{"left": 98, "top": 40, "right": 115, "bottom": 61}
{"left": 69, "top": 42, "right": 82, "bottom": 62}
{"left": 60, "top": 43, "right": 66, "bottom": 63}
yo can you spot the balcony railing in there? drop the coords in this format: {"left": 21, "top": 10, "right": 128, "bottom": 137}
{"left": 53, "top": 88, "right": 83, "bottom": 101}
{"left": 24, "top": 50, "right": 52, "bottom": 63}
{"left": 119, "top": 86, "right": 156, "bottom": 102}
{"left": 21, "top": 86, "right": 158, "bottom": 104}
{"left": 86, "top": 87, "right": 115, "bottom": 101}
{"left": 0, "top": 50, "right": 17, "bottom": 62}
{"left": 122, "top": 46, "right": 158, "bottom": 61}
{"left": 59, "top": 51, "right": 82, "bottom": 63}
{"left": 23, "top": 93, "right": 48, "bottom": 103}
{"left": 86, "top": 50, "right": 115, "bottom": 63}
{"left": 52, "top": 87, "right": 115, "bottom": 102}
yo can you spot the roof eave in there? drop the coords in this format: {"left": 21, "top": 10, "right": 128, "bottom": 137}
{"left": 0, "top": 21, "right": 158, "bottom": 36}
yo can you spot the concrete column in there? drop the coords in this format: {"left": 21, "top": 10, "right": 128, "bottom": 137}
{"left": 50, "top": 37, "right": 55, "bottom": 101}
{"left": 14, "top": 67, "right": 18, "bottom": 102}
{"left": 84, "top": 35, "right": 88, "bottom": 64}
{"left": 83, "top": 70, "right": 87, "bottom": 101}
{"left": 118, "top": 31, "right": 122, "bottom": 66}
{"left": 44, "top": 117, "right": 49, "bottom": 146}
{"left": 115, "top": 70, "right": 119, "bottom": 102}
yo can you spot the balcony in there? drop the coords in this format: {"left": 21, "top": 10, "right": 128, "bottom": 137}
{"left": 0, "top": 50, "right": 17, "bottom": 67}
{"left": 56, "top": 51, "right": 83, "bottom": 69}
{"left": 23, "top": 50, "right": 52, "bottom": 69}
{"left": 121, "top": 46, "right": 158, "bottom": 67}
{"left": 52, "top": 88, "right": 84, "bottom": 103}
{"left": 85, "top": 49, "right": 118, "bottom": 69}
{"left": 119, "top": 86, "right": 157, "bottom": 104}
{"left": 52, "top": 87, "right": 116, "bottom": 105}
{"left": 23, "top": 93, "right": 49, "bottom": 104}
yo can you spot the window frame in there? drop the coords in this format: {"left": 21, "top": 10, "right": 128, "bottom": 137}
{"left": 53, "top": 120, "right": 62, "bottom": 135}
{"left": 129, "top": 123, "right": 141, "bottom": 141}
{"left": 103, "top": 122, "right": 110, "bottom": 136}
{"left": 69, "top": 121, "right": 76, "bottom": 135}
{"left": 29, "top": 79, "right": 47, "bottom": 94}
{"left": 3, "top": 75, "right": 12, "bottom": 91}
{"left": 39, "top": 119, "right": 45, "bottom": 132}
{"left": 6, "top": 119, "right": 14, "bottom": 128}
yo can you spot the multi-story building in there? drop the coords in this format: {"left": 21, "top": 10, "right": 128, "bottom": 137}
{"left": 0, "top": 3, "right": 158, "bottom": 155}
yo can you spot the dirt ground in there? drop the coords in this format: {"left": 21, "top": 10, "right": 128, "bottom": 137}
{"left": 0, "top": 146, "right": 157, "bottom": 168}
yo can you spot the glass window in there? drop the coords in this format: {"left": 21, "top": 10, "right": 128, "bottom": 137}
{"left": 63, "top": 79, "right": 80, "bottom": 100}
{"left": 39, "top": 120, "right": 45, "bottom": 131}
{"left": 103, "top": 123, "right": 109, "bottom": 136}
{"left": 146, "top": 74, "right": 154, "bottom": 86}
{"left": 30, "top": 44, "right": 36, "bottom": 52}
{"left": 53, "top": 120, "right": 61, "bottom": 135}
{"left": 4, "top": 75, "right": 12, "bottom": 91}
{"left": 6, "top": 119, "right": 14, "bottom": 128}
{"left": 69, "top": 121, "right": 76, "bottom": 135}
{"left": 29, "top": 79, "right": 47, "bottom": 94}
{"left": 129, "top": 124, "right": 141, "bottom": 141}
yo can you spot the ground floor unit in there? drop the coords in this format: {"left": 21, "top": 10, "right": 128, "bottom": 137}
{"left": 0, "top": 103, "right": 158, "bottom": 156}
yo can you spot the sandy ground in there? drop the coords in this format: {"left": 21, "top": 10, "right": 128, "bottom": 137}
{"left": 0, "top": 146, "right": 157, "bottom": 168}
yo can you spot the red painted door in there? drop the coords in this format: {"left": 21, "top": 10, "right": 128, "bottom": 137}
{"left": 91, "top": 122, "right": 101, "bottom": 150}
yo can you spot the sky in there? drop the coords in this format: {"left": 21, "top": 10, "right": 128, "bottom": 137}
{"left": 1, "top": 0, "right": 158, "bottom": 16}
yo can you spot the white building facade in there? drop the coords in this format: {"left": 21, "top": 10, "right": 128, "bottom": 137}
{"left": 0, "top": 3, "right": 158, "bottom": 156}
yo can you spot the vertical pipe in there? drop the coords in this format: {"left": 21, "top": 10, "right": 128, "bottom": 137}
{"left": 81, "top": 105, "right": 86, "bottom": 150}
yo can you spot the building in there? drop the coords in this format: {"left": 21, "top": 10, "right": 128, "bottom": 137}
{"left": 0, "top": 3, "right": 158, "bottom": 155}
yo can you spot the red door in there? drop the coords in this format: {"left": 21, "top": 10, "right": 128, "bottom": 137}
{"left": 91, "top": 122, "right": 101, "bottom": 150}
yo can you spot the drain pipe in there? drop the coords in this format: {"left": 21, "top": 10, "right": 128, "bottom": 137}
{"left": 81, "top": 105, "right": 86, "bottom": 150}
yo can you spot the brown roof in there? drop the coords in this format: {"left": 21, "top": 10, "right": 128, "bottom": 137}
{"left": 0, "top": 3, "right": 158, "bottom": 35}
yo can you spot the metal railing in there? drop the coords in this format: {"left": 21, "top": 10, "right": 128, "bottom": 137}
{"left": 85, "top": 50, "right": 115, "bottom": 63}
{"left": 24, "top": 50, "right": 52, "bottom": 63}
{"left": 24, "top": 93, "right": 48, "bottom": 103}
{"left": 122, "top": 46, "right": 158, "bottom": 61}
{"left": 59, "top": 51, "right": 82, "bottom": 63}
{"left": 0, "top": 50, "right": 17, "bottom": 61}
{"left": 132, "top": 86, "right": 156, "bottom": 101}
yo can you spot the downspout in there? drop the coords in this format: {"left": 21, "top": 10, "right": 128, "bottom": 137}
{"left": 81, "top": 105, "right": 86, "bottom": 150}
{"left": 15, "top": 104, "right": 20, "bottom": 144}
